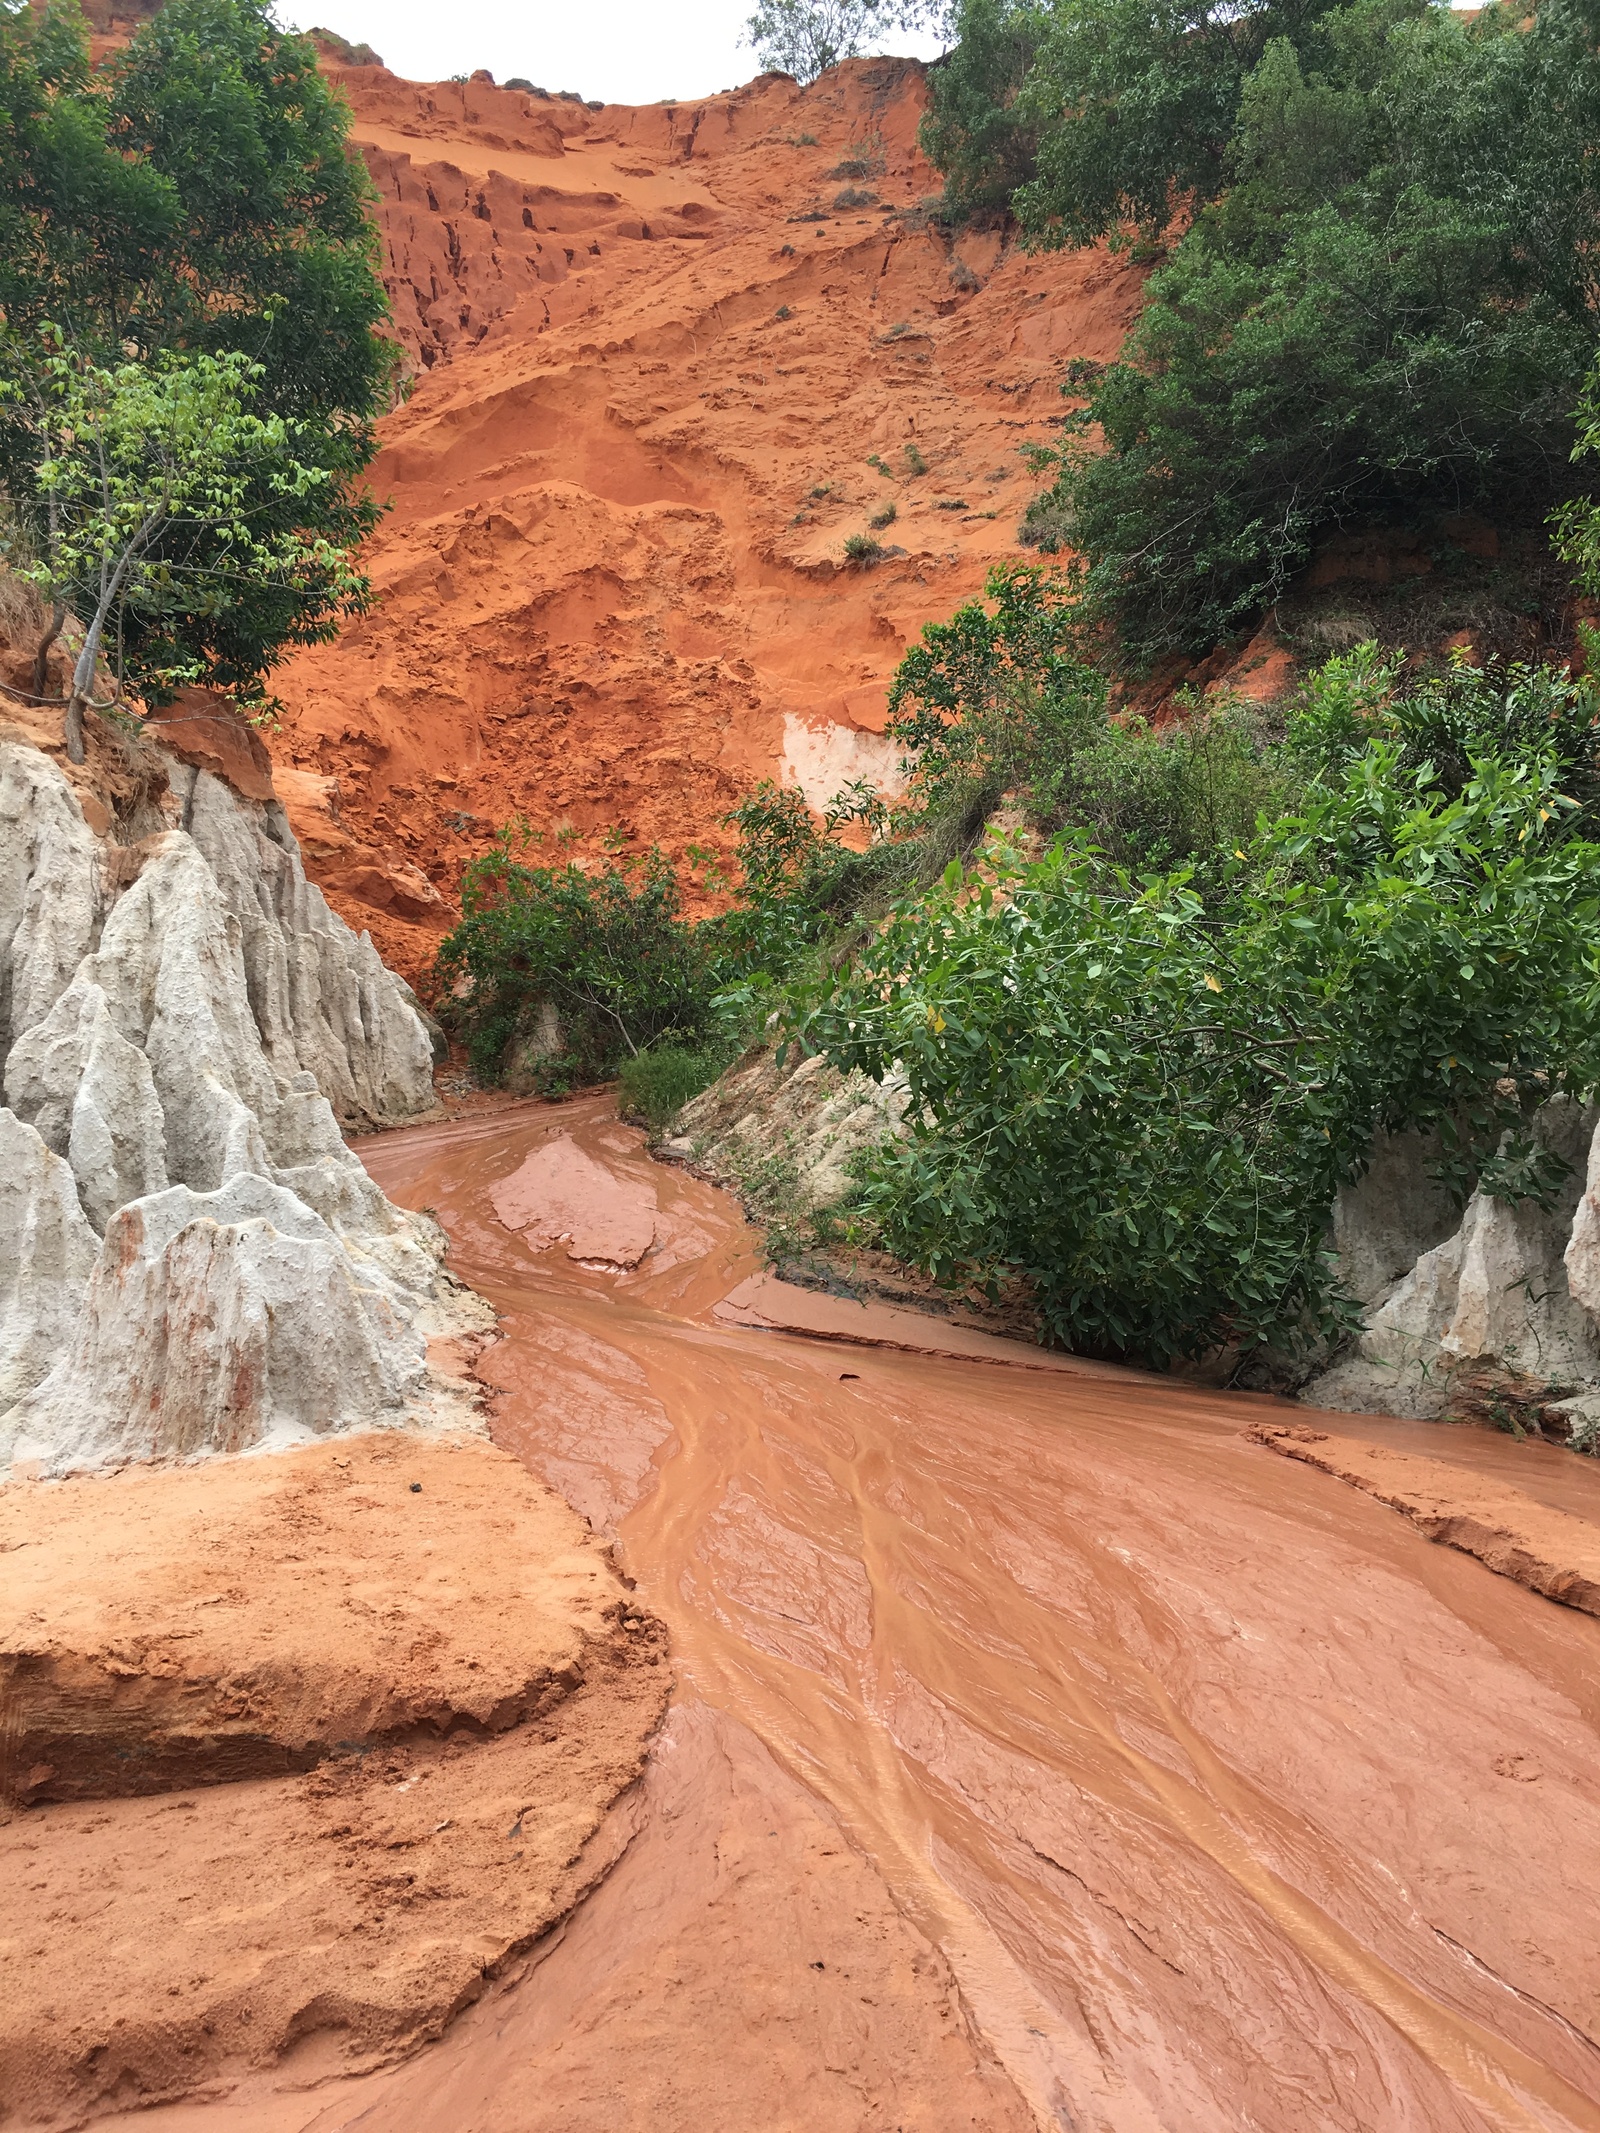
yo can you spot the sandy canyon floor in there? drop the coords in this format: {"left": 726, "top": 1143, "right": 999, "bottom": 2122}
{"left": 37, "top": 1095, "right": 1597, "bottom": 2133}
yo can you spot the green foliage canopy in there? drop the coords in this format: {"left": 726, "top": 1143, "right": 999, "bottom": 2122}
{"left": 921, "top": 0, "right": 1347, "bottom": 236}
{"left": 1016, "top": 0, "right": 1347, "bottom": 244}
{"left": 799, "top": 738, "right": 1600, "bottom": 1364}
{"left": 0, "top": 0, "right": 390, "bottom": 707}
{"left": 918, "top": 0, "right": 1044, "bottom": 215}
{"left": 8, "top": 339, "right": 369, "bottom": 756}
{"left": 887, "top": 561, "right": 1291, "bottom": 865}
{"left": 438, "top": 831, "right": 719, "bottom": 1089}
{"left": 922, "top": 0, "right": 1600, "bottom": 666}
{"left": 1021, "top": 0, "right": 1600, "bottom": 662}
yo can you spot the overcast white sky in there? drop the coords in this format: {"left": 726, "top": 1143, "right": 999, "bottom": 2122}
{"left": 277, "top": 1, "right": 948, "bottom": 107}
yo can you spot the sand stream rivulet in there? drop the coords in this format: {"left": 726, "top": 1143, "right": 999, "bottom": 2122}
{"left": 96, "top": 1094, "right": 1600, "bottom": 2132}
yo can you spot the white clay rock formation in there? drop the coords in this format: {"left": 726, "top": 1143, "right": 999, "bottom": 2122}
{"left": 0, "top": 729, "right": 483, "bottom": 1476}
{"left": 1303, "top": 1097, "right": 1600, "bottom": 1417}
{"left": 663, "top": 1044, "right": 912, "bottom": 1215}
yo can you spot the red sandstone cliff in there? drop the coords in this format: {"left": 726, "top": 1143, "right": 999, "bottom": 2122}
{"left": 268, "top": 57, "right": 1145, "bottom": 983}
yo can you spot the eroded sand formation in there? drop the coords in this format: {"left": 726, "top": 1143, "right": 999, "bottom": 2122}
{"left": 0, "top": 1434, "right": 668, "bottom": 2124}
{"left": 266, "top": 56, "right": 1147, "bottom": 982}
{"left": 0, "top": 691, "right": 475, "bottom": 1476}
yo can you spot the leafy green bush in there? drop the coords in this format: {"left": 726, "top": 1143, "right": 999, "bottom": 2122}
{"left": 617, "top": 1045, "right": 729, "bottom": 1129}
{"left": 1050, "top": 700, "right": 1294, "bottom": 870}
{"left": 711, "top": 778, "right": 920, "bottom": 978}
{"left": 886, "top": 562, "right": 1105, "bottom": 813}
{"left": 799, "top": 729, "right": 1600, "bottom": 1365}
{"left": 1286, "top": 644, "right": 1600, "bottom": 828}
{"left": 886, "top": 562, "right": 1293, "bottom": 866}
{"left": 439, "top": 785, "right": 915, "bottom": 1089}
{"left": 438, "top": 832, "right": 717, "bottom": 1086}
{"left": 843, "top": 532, "right": 885, "bottom": 565}
{"left": 1018, "top": 0, "right": 1600, "bottom": 664}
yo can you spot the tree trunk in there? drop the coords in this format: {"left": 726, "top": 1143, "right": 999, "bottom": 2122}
{"left": 32, "top": 599, "right": 65, "bottom": 700}
{"left": 64, "top": 614, "right": 105, "bottom": 766}
{"left": 64, "top": 691, "right": 87, "bottom": 764}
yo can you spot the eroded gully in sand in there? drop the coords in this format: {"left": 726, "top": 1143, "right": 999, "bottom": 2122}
{"left": 109, "top": 1096, "right": 1600, "bottom": 2133}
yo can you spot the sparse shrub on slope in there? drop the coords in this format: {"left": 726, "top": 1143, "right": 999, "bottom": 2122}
{"left": 844, "top": 532, "right": 886, "bottom": 565}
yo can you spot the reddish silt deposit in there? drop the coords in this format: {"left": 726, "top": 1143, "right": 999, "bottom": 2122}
{"left": 1, "top": 1435, "right": 670, "bottom": 2128}
{"left": 265, "top": 58, "right": 1149, "bottom": 985}
{"left": 85, "top": 1096, "right": 1600, "bottom": 2132}
{"left": 491, "top": 1131, "right": 659, "bottom": 1267}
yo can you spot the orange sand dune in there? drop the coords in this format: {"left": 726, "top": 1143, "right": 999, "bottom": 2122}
{"left": 272, "top": 58, "right": 1145, "bottom": 982}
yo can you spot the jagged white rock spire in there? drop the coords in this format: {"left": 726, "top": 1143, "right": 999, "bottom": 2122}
{"left": 0, "top": 735, "right": 481, "bottom": 1476}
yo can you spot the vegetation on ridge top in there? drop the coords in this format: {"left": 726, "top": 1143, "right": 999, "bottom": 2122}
{"left": 924, "top": 0, "right": 1600, "bottom": 665}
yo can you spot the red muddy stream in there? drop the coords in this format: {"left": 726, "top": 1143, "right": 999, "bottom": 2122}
{"left": 112, "top": 1098, "right": 1600, "bottom": 2133}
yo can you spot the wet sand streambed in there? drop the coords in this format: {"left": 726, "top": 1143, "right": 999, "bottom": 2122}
{"left": 103, "top": 1096, "right": 1600, "bottom": 2133}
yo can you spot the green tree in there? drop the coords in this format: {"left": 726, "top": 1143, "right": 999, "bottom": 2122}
{"left": 1022, "top": 0, "right": 1600, "bottom": 663}
{"left": 1554, "top": 358, "right": 1600, "bottom": 600}
{"left": 0, "top": 0, "right": 389, "bottom": 711}
{"left": 921, "top": 0, "right": 1350, "bottom": 238}
{"left": 1017, "top": 0, "right": 1348, "bottom": 244}
{"left": 885, "top": 562, "right": 1105, "bottom": 818}
{"left": 745, "top": 0, "right": 947, "bottom": 81}
{"left": 8, "top": 337, "right": 368, "bottom": 761}
{"left": 918, "top": 0, "right": 1044, "bottom": 216}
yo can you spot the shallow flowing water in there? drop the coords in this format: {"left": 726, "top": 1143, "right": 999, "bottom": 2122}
{"left": 340, "top": 1096, "right": 1600, "bottom": 2133}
